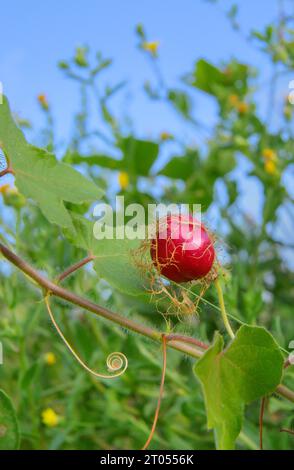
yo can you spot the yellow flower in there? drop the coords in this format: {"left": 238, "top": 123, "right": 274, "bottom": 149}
{"left": 228, "top": 95, "right": 249, "bottom": 114}
{"left": 0, "top": 185, "right": 18, "bottom": 196}
{"left": 228, "top": 94, "right": 239, "bottom": 107}
{"left": 264, "top": 159, "right": 277, "bottom": 175}
{"left": 160, "top": 131, "right": 173, "bottom": 141}
{"left": 37, "top": 94, "right": 49, "bottom": 110}
{"left": 44, "top": 352, "right": 57, "bottom": 366}
{"left": 0, "top": 184, "right": 10, "bottom": 194}
{"left": 41, "top": 408, "right": 60, "bottom": 427}
{"left": 142, "top": 41, "right": 159, "bottom": 56}
{"left": 262, "top": 148, "right": 277, "bottom": 162}
{"left": 262, "top": 148, "right": 278, "bottom": 175}
{"left": 118, "top": 171, "right": 129, "bottom": 190}
{"left": 236, "top": 101, "right": 249, "bottom": 114}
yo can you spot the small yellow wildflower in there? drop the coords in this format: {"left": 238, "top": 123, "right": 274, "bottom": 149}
{"left": 264, "top": 160, "right": 277, "bottom": 175}
{"left": 118, "top": 171, "right": 129, "bottom": 190}
{"left": 44, "top": 352, "right": 57, "bottom": 366}
{"left": 37, "top": 94, "right": 49, "bottom": 110}
{"left": 263, "top": 148, "right": 278, "bottom": 175}
{"left": 236, "top": 101, "right": 249, "bottom": 114}
{"left": 0, "top": 185, "right": 18, "bottom": 196}
{"left": 228, "top": 94, "right": 239, "bottom": 107}
{"left": 160, "top": 131, "right": 173, "bottom": 141}
{"left": 262, "top": 148, "right": 277, "bottom": 162}
{"left": 142, "top": 41, "right": 159, "bottom": 56}
{"left": 0, "top": 184, "right": 10, "bottom": 194}
{"left": 228, "top": 95, "right": 249, "bottom": 114}
{"left": 41, "top": 408, "right": 59, "bottom": 427}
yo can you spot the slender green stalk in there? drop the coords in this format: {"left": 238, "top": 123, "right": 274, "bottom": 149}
{"left": 215, "top": 277, "right": 235, "bottom": 340}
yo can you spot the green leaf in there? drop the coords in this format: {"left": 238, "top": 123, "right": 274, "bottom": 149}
{"left": 65, "top": 137, "right": 159, "bottom": 177}
{"left": 224, "top": 179, "right": 238, "bottom": 206}
{"left": 20, "top": 363, "right": 39, "bottom": 390}
{"left": 190, "top": 59, "right": 248, "bottom": 98}
{"left": 205, "top": 147, "right": 236, "bottom": 177}
{"left": 0, "top": 390, "right": 20, "bottom": 450}
{"left": 92, "top": 239, "right": 146, "bottom": 296}
{"left": 191, "top": 59, "right": 224, "bottom": 95}
{"left": 74, "top": 46, "right": 89, "bottom": 67}
{"left": 0, "top": 96, "right": 103, "bottom": 230}
{"left": 64, "top": 152, "right": 122, "bottom": 170}
{"left": 194, "top": 325, "right": 284, "bottom": 450}
{"left": 263, "top": 186, "right": 285, "bottom": 224}
{"left": 64, "top": 213, "right": 149, "bottom": 296}
{"left": 168, "top": 89, "right": 192, "bottom": 117}
{"left": 120, "top": 137, "right": 159, "bottom": 176}
{"left": 158, "top": 151, "right": 199, "bottom": 180}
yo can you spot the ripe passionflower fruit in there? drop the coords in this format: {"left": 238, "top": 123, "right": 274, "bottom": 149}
{"left": 150, "top": 214, "right": 215, "bottom": 283}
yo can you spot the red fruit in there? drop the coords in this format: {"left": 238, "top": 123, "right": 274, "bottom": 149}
{"left": 150, "top": 215, "right": 215, "bottom": 283}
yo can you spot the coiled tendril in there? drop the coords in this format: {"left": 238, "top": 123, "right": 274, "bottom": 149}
{"left": 44, "top": 294, "right": 128, "bottom": 379}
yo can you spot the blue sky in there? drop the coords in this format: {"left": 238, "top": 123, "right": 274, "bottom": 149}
{"left": 1, "top": 0, "right": 284, "bottom": 139}
{"left": 1, "top": 0, "right": 293, "bottom": 250}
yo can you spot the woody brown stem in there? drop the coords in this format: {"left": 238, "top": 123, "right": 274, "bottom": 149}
{"left": 0, "top": 167, "right": 14, "bottom": 177}
{"left": 0, "top": 242, "right": 203, "bottom": 360}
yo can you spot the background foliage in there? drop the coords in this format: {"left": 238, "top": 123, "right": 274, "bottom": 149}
{"left": 0, "top": 0, "right": 294, "bottom": 450}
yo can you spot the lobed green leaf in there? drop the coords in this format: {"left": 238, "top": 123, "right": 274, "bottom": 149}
{"left": 0, "top": 96, "right": 104, "bottom": 230}
{"left": 194, "top": 325, "right": 284, "bottom": 449}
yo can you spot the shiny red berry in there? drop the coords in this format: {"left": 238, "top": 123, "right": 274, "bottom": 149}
{"left": 150, "top": 215, "right": 215, "bottom": 283}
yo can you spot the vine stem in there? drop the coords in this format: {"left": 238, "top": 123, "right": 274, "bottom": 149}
{"left": 276, "top": 384, "right": 294, "bottom": 402}
{"left": 259, "top": 397, "right": 266, "bottom": 450}
{"left": 0, "top": 242, "right": 203, "bottom": 360}
{"left": 0, "top": 167, "right": 14, "bottom": 177}
{"left": 142, "top": 334, "right": 167, "bottom": 450}
{"left": 0, "top": 241, "right": 294, "bottom": 404}
{"left": 165, "top": 334, "right": 209, "bottom": 350}
{"left": 56, "top": 254, "right": 95, "bottom": 282}
{"left": 44, "top": 294, "right": 128, "bottom": 379}
{"left": 214, "top": 277, "right": 235, "bottom": 340}
{"left": 280, "top": 428, "right": 294, "bottom": 436}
